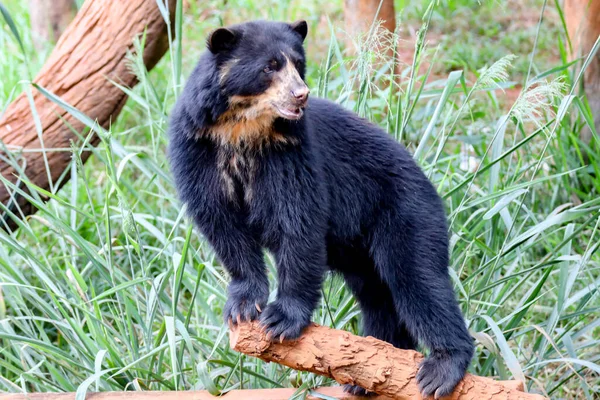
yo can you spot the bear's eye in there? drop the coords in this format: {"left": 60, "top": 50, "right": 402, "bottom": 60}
{"left": 263, "top": 60, "right": 278, "bottom": 74}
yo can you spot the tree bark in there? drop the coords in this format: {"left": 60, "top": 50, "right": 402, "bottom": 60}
{"left": 0, "top": 387, "right": 386, "bottom": 400}
{"left": 565, "top": 0, "right": 600, "bottom": 143}
{"left": 344, "top": 0, "right": 396, "bottom": 38}
{"left": 0, "top": 0, "right": 175, "bottom": 230}
{"left": 231, "top": 322, "right": 547, "bottom": 400}
{"left": 343, "top": 0, "right": 397, "bottom": 75}
{"left": 29, "top": 0, "right": 77, "bottom": 49}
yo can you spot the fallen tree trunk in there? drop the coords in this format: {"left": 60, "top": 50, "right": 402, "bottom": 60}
{"left": 0, "top": 0, "right": 175, "bottom": 230}
{"left": 231, "top": 322, "right": 547, "bottom": 400}
{"left": 0, "top": 387, "right": 385, "bottom": 400}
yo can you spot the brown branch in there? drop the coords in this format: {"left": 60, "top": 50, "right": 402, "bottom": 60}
{"left": 0, "top": 0, "right": 175, "bottom": 230}
{"left": 0, "top": 387, "right": 383, "bottom": 400}
{"left": 231, "top": 322, "right": 547, "bottom": 400}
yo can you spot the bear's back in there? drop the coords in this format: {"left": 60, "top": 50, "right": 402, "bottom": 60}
{"left": 304, "top": 97, "right": 428, "bottom": 240}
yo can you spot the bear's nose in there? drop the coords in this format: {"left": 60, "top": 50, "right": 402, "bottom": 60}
{"left": 291, "top": 87, "right": 310, "bottom": 104}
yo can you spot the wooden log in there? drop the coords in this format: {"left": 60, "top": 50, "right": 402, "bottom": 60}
{"left": 565, "top": 0, "right": 600, "bottom": 143}
{"left": 0, "top": 387, "right": 386, "bottom": 400}
{"left": 231, "top": 322, "right": 547, "bottom": 400}
{"left": 0, "top": 0, "right": 175, "bottom": 229}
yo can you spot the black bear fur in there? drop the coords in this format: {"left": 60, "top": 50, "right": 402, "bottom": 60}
{"left": 167, "top": 20, "right": 474, "bottom": 398}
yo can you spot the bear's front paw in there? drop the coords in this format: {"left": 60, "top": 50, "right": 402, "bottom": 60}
{"left": 259, "top": 299, "right": 310, "bottom": 342}
{"left": 224, "top": 280, "right": 268, "bottom": 325}
{"left": 416, "top": 349, "right": 470, "bottom": 399}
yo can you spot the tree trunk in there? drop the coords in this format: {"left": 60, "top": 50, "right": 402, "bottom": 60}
{"left": 231, "top": 322, "right": 546, "bottom": 400}
{"left": 344, "top": 0, "right": 396, "bottom": 38}
{"left": 29, "top": 0, "right": 77, "bottom": 49}
{"left": 565, "top": 0, "right": 600, "bottom": 143}
{"left": 343, "top": 0, "right": 397, "bottom": 75}
{"left": 0, "top": 0, "right": 175, "bottom": 230}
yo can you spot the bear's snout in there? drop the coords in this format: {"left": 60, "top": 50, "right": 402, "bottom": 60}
{"left": 291, "top": 86, "right": 309, "bottom": 107}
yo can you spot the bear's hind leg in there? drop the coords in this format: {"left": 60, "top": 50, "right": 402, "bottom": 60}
{"left": 370, "top": 211, "right": 474, "bottom": 398}
{"left": 344, "top": 270, "right": 418, "bottom": 397}
{"left": 330, "top": 247, "right": 416, "bottom": 396}
{"left": 343, "top": 269, "right": 417, "bottom": 349}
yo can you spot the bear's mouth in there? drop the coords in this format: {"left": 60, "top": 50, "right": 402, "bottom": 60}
{"left": 273, "top": 104, "right": 304, "bottom": 120}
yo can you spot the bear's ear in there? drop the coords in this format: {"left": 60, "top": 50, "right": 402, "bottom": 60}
{"left": 289, "top": 20, "right": 308, "bottom": 42}
{"left": 207, "top": 27, "right": 238, "bottom": 54}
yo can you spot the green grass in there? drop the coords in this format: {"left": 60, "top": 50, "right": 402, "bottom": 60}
{"left": 1, "top": 0, "right": 599, "bottom": 399}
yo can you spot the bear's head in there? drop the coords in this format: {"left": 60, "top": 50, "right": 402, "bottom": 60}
{"left": 208, "top": 20, "right": 310, "bottom": 122}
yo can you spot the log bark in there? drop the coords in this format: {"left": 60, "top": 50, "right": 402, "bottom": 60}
{"left": 29, "top": 0, "right": 77, "bottom": 49}
{"left": 344, "top": 0, "right": 396, "bottom": 38}
{"left": 565, "top": 0, "right": 600, "bottom": 143}
{"left": 0, "top": 387, "right": 384, "bottom": 400}
{"left": 343, "top": 0, "right": 398, "bottom": 75}
{"left": 0, "top": 0, "right": 175, "bottom": 229}
{"left": 231, "top": 322, "right": 547, "bottom": 400}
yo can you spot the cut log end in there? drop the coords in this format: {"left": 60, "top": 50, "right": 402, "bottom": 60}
{"left": 231, "top": 321, "right": 546, "bottom": 400}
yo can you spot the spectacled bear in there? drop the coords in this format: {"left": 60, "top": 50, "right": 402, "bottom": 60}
{"left": 167, "top": 19, "right": 474, "bottom": 398}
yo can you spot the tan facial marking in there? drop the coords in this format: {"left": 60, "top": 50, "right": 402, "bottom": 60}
{"left": 206, "top": 55, "right": 304, "bottom": 148}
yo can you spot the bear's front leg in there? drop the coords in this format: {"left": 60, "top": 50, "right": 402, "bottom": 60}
{"left": 220, "top": 234, "right": 269, "bottom": 325}
{"left": 197, "top": 215, "right": 269, "bottom": 325}
{"left": 260, "top": 235, "right": 326, "bottom": 342}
